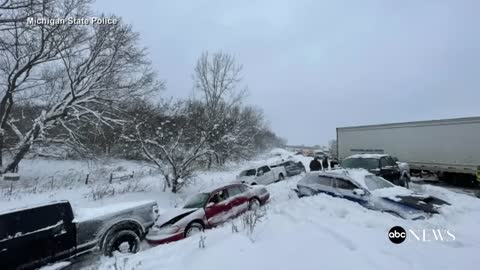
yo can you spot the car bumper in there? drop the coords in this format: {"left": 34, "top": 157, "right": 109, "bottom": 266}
{"left": 146, "top": 230, "right": 185, "bottom": 245}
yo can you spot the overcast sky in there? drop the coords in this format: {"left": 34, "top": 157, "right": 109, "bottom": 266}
{"left": 94, "top": 0, "right": 480, "bottom": 146}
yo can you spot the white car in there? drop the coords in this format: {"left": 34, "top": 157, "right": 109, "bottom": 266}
{"left": 236, "top": 165, "right": 287, "bottom": 185}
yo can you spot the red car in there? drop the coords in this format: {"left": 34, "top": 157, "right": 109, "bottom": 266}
{"left": 146, "top": 183, "right": 270, "bottom": 245}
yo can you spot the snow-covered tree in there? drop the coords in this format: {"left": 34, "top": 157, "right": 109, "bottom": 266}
{"left": 124, "top": 100, "right": 216, "bottom": 193}
{"left": 0, "top": 0, "right": 160, "bottom": 173}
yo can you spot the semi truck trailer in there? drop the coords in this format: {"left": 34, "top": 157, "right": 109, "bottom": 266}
{"left": 337, "top": 116, "right": 480, "bottom": 186}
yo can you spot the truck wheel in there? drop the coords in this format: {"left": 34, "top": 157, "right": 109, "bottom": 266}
{"left": 104, "top": 230, "right": 140, "bottom": 256}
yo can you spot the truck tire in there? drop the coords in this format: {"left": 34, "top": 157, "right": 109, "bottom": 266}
{"left": 104, "top": 230, "right": 140, "bottom": 256}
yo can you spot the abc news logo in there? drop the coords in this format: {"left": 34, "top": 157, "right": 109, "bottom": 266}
{"left": 388, "top": 226, "right": 456, "bottom": 244}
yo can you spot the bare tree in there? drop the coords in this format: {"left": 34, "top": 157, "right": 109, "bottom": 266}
{"left": 0, "top": 0, "right": 50, "bottom": 25}
{"left": 193, "top": 51, "right": 246, "bottom": 114}
{"left": 193, "top": 51, "right": 251, "bottom": 165}
{"left": 0, "top": 0, "right": 91, "bottom": 168}
{"left": 0, "top": 0, "right": 160, "bottom": 173}
{"left": 124, "top": 101, "right": 215, "bottom": 193}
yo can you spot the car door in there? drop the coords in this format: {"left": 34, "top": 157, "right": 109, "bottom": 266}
{"left": 298, "top": 175, "right": 335, "bottom": 197}
{"left": 310, "top": 175, "right": 335, "bottom": 196}
{"left": 380, "top": 157, "right": 401, "bottom": 183}
{"left": 333, "top": 178, "right": 368, "bottom": 206}
{"left": 282, "top": 161, "right": 294, "bottom": 176}
{"left": 256, "top": 166, "right": 271, "bottom": 184}
{"left": 226, "top": 185, "right": 249, "bottom": 217}
{"left": 204, "top": 189, "right": 232, "bottom": 226}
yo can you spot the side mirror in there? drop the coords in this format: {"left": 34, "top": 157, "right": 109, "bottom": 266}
{"left": 353, "top": 188, "right": 366, "bottom": 196}
{"left": 206, "top": 202, "right": 215, "bottom": 208}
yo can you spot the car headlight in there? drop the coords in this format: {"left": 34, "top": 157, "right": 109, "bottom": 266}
{"left": 151, "top": 225, "right": 181, "bottom": 235}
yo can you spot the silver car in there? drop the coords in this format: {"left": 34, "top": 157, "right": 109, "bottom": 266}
{"left": 294, "top": 169, "right": 449, "bottom": 220}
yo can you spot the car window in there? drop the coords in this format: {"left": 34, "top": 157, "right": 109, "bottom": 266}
{"left": 387, "top": 157, "right": 397, "bottom": 166}
{"left": 237, "top": 184, "right": 247, "bottom": 192}
{"left": 303, "top": 175, "right": 332, "bottom": 186}
{"left": 227, "top": 186, "right": 243, "bottom": 197}
{"left": 184, "top": 193, "right": 210, "bottom": 208}
{"left": 317, "top": 176, "right": 333, "bottom": 186}
{"left": 240, "top": 169, "right": 256, "bottom": 176}
{"left": 363, "top": 175, "right": 394, "bottom": 190}
{"left": 260, "top": 166, "right": 271, "bottom": 173}
{"left": 334, "top": 178, "right": 357, "bottom": 190}
{"left": 341, "top": 158, "right": 379, "bottom": 170}
{"left": 209, "top": 189, "right": 229, "bottom": 204}
{"left": 380, "top": 157, "right": 396, "bottom": 168}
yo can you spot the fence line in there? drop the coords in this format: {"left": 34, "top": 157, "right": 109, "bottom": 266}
{"left": 1, "top": 168, "right": 158, "bottom": 197}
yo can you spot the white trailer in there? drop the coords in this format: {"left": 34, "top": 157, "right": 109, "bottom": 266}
{"left": 337, "top": 117, "right": 480, "bottom": 184}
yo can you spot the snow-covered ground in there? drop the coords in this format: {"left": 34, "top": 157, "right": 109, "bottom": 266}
{"left": 2, "top": 149, "right": 479, "bottom": 270}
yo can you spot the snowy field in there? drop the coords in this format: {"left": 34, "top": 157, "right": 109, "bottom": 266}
{"left": 1, "top": 149, "right": 479, "bottom": 270}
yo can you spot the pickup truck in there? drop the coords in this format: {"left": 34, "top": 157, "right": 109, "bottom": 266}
{"left": 0, "top": 200, "right": 159, "bottom": 270}
{"left": 236, "top": 165, "right": 287, "bottom": 185}
{"left": 340, "top": 154, "right": 411, "bottom": 187}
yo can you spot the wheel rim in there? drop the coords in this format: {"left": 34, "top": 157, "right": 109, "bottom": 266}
{"left": 186, "top": 226, "right": 201, "bottom": 237}
{"left": 113, "top": 236, "right": 138, "bottom": 253}
{"left": 250, "top": 200, "right": 260, "bottom": 210}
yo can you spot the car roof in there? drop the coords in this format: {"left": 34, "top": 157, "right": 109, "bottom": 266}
{"left": 346, "top": 154, "right": 388, "bottom": 159}
{"left": 305, "top": 169, "right": 373, "bottom": 189}
{"left": 203, "top": 183, "right": 245, "bottom": 194}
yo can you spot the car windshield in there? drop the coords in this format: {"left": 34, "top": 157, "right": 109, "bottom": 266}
{"left": 341, "top": 158, "right": 379, "bottom": 170}
{"left": 183, "top": 193, "right": 210, "bottom": 209}
{"left": 363, "top": 175, "right": 394, "bottom": 191}
{"left": 240, "top": 169, "right": 256, "bottom": 176}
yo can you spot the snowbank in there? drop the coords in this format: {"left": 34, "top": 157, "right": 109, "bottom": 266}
{"left": 2, "top": 149, "right": 479, "bottom": 270}
{"left": 94, "top": 177, "right": 480, "bottom": 270}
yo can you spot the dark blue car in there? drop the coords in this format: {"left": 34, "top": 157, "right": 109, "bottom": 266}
{"left": 294, "top": 169, "right": 449, "bottom": 220}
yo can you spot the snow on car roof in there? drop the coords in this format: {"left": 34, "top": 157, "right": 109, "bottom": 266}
{"left": 309, "top": 169, "right": 373, "bottom": 189}
{"left": 346, "top": 154, "right": 388, "bottom": 159}
{"left": 201, "top": 182, "right": 244, "bottom": 194}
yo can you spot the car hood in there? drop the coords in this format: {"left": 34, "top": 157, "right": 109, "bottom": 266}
{"left": 156, "top": 208, "right": 198, "bottom": 227}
